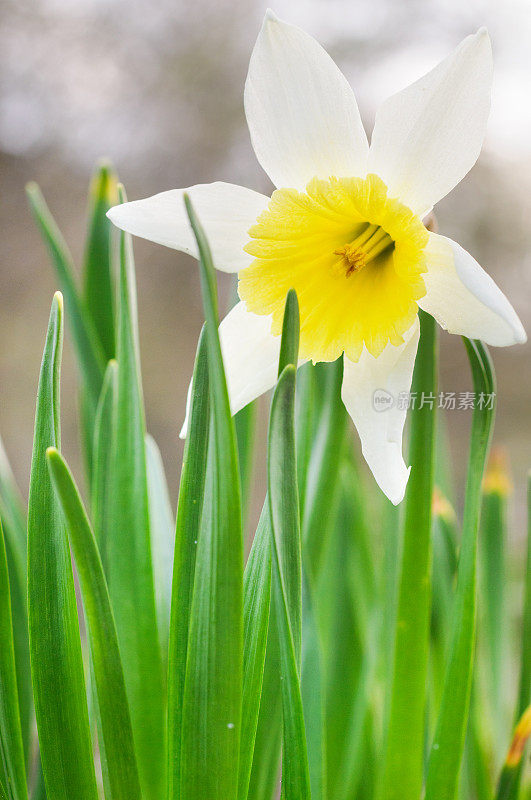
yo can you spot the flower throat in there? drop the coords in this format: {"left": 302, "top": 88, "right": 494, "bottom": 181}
{"left": 334, "top": 223, "right": 394, "bottom": 277}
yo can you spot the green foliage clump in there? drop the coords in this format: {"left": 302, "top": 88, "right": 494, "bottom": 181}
{"left": 0, "top": 163, "right": 528, "bottom": 800}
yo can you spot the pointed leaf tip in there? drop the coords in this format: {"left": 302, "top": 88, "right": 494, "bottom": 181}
{"left": 25, "top": 180, "right": 39, "bottom": 197}
{"left": 278, "top": 289, "right": 300, "bottom": 377}
{"left": 94, "top": 156, "right": 115, "bottom": 174}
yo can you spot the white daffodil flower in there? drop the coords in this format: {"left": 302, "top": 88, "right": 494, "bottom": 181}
{"left": 108, "top": 10, "right": 526, "bottom": 505}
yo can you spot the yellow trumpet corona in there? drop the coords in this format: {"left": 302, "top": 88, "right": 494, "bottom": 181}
{"left": 240, "top": 174, "right": 429, "bottom": 363}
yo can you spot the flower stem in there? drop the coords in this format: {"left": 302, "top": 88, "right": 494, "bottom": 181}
{"left": 425, "top": 339, "right": 496, "bottom": 800}
{"left": 379, "top": 310, "right": 438, "bottom": 800}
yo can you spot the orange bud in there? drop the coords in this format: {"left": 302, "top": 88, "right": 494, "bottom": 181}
{"left": 506, "top": 705, "right": 531, "bottom": 768}
{"left": 483, "top": 447, "right": 513, "bottom": 497}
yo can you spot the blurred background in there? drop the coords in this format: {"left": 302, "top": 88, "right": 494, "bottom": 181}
{"left": 1, "top": 0, "right": 530, "bottom": 535}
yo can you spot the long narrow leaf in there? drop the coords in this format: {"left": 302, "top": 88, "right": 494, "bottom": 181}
{"left": 425, "top": 339, "right": 496, "bottom": 800}
{"left": 502, "top": 470, "right": 531, "bottom": 800}
{"left": 302, "top": 358, "right": 348, "bottom": 578}
{"left": 380, "top": 498, "right": 401, "bottom": 720}
{"left": 27, "top": 292, "right": 98, "bottom": 800}
{"left": 0, "top": 538, "right": 30, "bottom": 773}
{"left": 430, "top": 492, "right": 459, "bottom": 721}
{"left": 79, "top": 161, "right": 119, "bottom": 475}
{"left": 480, "top": 450, "right": 510, "bottom": 731}
{"left": 0, "top": 519, "right": 27, "bottom": 800}
{"left": 246, "top": 608, "right": 282, "bottom": 800}
{"left": 0, "top": 441, "right": 26, "bottom": 561}
{"left": 107, "top": 192, "right": 165, "bottom": 800}
{"left": 301, "top": 570, "right": 326, "bottom": 800}
{"left": 379, "top": 309, "right": 438, "bottom": 800}
{"left": 272, "top": 290, "right": 302, "bottom": 662}
{"left": 0, "top": 441, "right": 31, "bottom": 764}
{"left": 295, "top": 363, "right": 318, "bottom": 508}
{"left": 27, "top": 182, "right": 108, "bottom": 477}
{"left": 322, "top": 463, "right": 371, "bottom": 800}
{"left": 266, "top": 289, "right": 311, "bottom": 799}
{"left": 167, "top": 328, "right": 209, "bottom": 799}
{"left": 91, "top": 360, "right": 118, "bottom": 571}
{"left": 319, "top": 453, "right": 379, "bottom": 800}
{"left": 46, "top": 448, "right": 142, "bottom": 800}
{"left": 269, "top": 364, "right": 311, "bottom": 800}
{"left": 239, "top": 504, "right": 272, "bottom": 800}
{"left": 519, "top": 472, "right": 531, "bottom": 719}
{"left": 26, "top": 185, "right": 106, "bottom": 407}
{"left": 179, "top": 197, "right": 243, "bottom": 799}
{"left": 83, "top": 160, "right": 118, "bottom": 361}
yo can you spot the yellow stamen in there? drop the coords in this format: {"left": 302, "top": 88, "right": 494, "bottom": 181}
{"left": 334, "top": 244, "right": 366, "bottom": 276}
{"left": 240, "top": 173, "right": 429, "bottom": 363}
{"left": 334, "top": 224, "right": 394, "bottom": 276}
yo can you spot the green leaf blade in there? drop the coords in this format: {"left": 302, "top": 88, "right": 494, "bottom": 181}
{"left": 301, "top": 358, "right": 348, "bottom": 579}
{"left": 0, "top": 439, "right": 26, "bottom": 563}
{"left": 91, "top": 359, "right": 118, "bottom": 571}
{"left": 179, "top": 197, "right": 243, "bottom": 800}
{"left": 301, "top": 569, "right": 326, "bottom": 800}
{"left": 519, "top": 472, "right": 531, "bottom": 721}
{"left": 503, "top": 470, "right": 531, "bottom": 799}
{"left": 0, "top": 519, "right": 28, "bottom": 800}
{"left": 246, "top": 606, "right": 282, "bottom": 800}
{"left": 106, "top": 214, "right": 165, "bottom": 800}
{"left": 271, "top": 290, "right": 302, "bottom": 664}
{"left": 26, "top": 184, "right": 106, "bottom": 407}
{"left": 480, "top": 459, "right": 509, "bottom": 733}
{"left": 268, "top": 364, "right": 311, "bottom": 800}
{"left": 167, "top": 328, "right": 210, "bottom": 800}
{"left": 46, "top": 448, "right": 142, "bottom": 800}
{"left": 27, "top": 293, "right": 98, "bottom": 800}
{"left": 239, "top": 504, "right": 272, "bottom": 800}
{"left": 425, "top": 338, "right": 496, "bottom": 800}
{"left": 235, "top": 401, "right": 257, "bottom": 524}
{"left": 278, "top": 289, "right": 300, "bottom": 378}
{"left": 267, "top": 291, "right": 311, "bottom": 800}
{"left": 379, "top": 309, "right": 438, "bottom": 800}
{"left": 322, "top": 462, "right": 377, "bottom": 800}
{"left": 0, "top": 440, "right": 31, "bottom": 765}
{"left": 83, "top": 160, "right": 119, "bottom": 361}
{"left": 27, "top": 180, "right": 109, "bottom": 476}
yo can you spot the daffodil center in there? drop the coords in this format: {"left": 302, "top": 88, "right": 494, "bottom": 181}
{"left": 334, "top": 224, "right": 394, "bottom": 276}
{"left": 239, "top": 173, "right": 429, "bottom": 363}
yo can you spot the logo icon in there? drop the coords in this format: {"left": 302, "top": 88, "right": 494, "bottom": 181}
{"left": 372, "top": 389, "right": 394, "bottom": 412}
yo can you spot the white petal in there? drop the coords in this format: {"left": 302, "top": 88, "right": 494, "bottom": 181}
{"left": 145, "top": 434, "right": 174, "bottom": 637}
{"left": 180, "top": 302, "right": 284, "bottom": 437}
{"left": 341, "top": 319, "right": 420, "bottom": 505}
{"left": 107, "top": 182, "right": 270, "bottom": 273}
{"left": 419, "top": 233, "right": 526, "bottom": 346}
{"left": 244, "top": 10, "right": 368, "bottom": 191}
{"left": 368, "top": 29, "right": 492, "bottom": 214}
